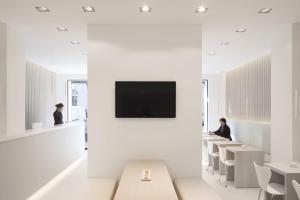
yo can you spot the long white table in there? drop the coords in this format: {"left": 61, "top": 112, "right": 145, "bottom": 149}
{"left": 265, "top": 163, "right": 300, "bottom": 200}
{"left": 114, "top": 160, "right": 178, "bottom": 200}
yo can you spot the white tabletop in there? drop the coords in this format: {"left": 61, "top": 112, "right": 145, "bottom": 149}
{"left": 213, "top": 141, "right": 242, "bottom": 145}
{"left": 226, "top": 146, "right": 263, "bottom": 152}
{"left": 265, "top": 163, "right": 300, "bottom": 174}
{"left": 114, "top": 160, "right": 178, "bottom": 200}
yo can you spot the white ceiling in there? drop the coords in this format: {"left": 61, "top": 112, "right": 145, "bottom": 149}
{"left": 0, "top": 0, "right": 299, "bottom": 74}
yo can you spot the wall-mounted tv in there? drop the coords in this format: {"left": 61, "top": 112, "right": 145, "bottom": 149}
{"left": 115, "top": 81, "right": 176, "bottom": 118}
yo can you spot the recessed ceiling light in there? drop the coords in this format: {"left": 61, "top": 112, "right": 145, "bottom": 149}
{"left": 208, "top": 52, "right": 216, "bottom": 56}
{"left": 35, "top": 6, "right": 50, "bottom": 12}
{"left": 57, "top": 27, "right": 68, "bottom": 31}
{"left": 71, "top": 41, "right": 80, "bottom": 45}
{"left": 196, "top": 6, "right": 208, "bottom": 13}
{"left": 140, "top": 5, "right": 151, "bottom": 13}
{"left": 82, "top": 6, "right": 96, "bottom": 12}
{"left": 221, "top": 42, "right": 230, "bottom": 46}
{"left": 258, "top": 8, "right": 272, "bottom": 14}
{"left": 236, "top": 28, "right": 247, "bottom": 33}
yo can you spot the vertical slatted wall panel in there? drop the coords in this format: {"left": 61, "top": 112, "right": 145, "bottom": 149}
{"left": 226, "top": 55, "right": 271, "bottom": 122}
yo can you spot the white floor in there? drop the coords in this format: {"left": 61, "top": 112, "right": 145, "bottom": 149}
{"left": 27, "top": 155, "right": 261, "bottom": 200}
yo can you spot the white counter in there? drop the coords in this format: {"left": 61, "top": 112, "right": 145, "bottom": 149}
{"left": 0, "top": 122, "right": 83, "bottom": 143}
{"left": 0, "top": 122, "right": 85, "bottom": 200}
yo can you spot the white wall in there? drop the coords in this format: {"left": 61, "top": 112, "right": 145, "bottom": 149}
{"left": 0, "top": 123, "right": 84, "bottom": 200}
{"left": 56, "top": 74, "right": 87, "bottom": 121}
{"left": 203, "top": 73, "right": 226, "bottom": 131}
{"left": 88, "top": 25, "right": 202, "bottom": 179}
{"left": 228, "top": 120, "right": 271, "bottom": 154}
{"left": 0, "top": 22, "right": 6, "bottom": 135}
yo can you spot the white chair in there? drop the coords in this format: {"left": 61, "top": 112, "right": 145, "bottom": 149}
{"left": 293, "top": 180, "right": 300, "bottom": 199}
{"left": 253, "top": 162, "right": 285, "bottom": 200}
{"left": 207, "top": 140, "right": 219, "bottom": 175}
{"left": 218, "top": 146, "right": 235, "bottom": 187}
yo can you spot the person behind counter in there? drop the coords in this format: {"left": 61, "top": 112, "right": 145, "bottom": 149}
{"left": 53, "top": 103, "right": 64, "bottom": 125}
{"left": 209, "top": 118, "right": 232, "bottom": 141}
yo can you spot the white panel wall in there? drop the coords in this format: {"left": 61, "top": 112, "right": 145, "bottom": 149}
{"left": 203, "top": 73, "right": 226, "bottom": 131}
{"left": 88, "top": 25, "right": 202, "bottom": 179}
{"left": 0, "top": 22, "right": 6, "bottom": 135}
{"left": 26, "top": 61, "right": 57, "bottom": 129}
{"left": 226, "top": 55, "right": 271, "bottom": 122}
{"left": 0, "top": 123, "right": 84, "bottom": 200}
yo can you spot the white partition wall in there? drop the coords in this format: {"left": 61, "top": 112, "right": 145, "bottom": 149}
{"left": 88, "top": 25, "right": 202, "bottom": 179}
{"left": 0, "top": 123, "right": 84, "bottom": 200}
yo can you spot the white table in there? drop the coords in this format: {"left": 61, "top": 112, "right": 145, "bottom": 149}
{"left": 226, "top": 146, "right": 264, "bottom": 188}
{"left": 213, "top": 141, "right": 243, "bottom": 172}
{"left": 264, "top": 163, "right": 300, "bottom": 200}
{"left": 114, "top": 160, "right": 178, "bottom": 200}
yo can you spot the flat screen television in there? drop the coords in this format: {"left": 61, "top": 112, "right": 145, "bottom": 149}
{"left": 115, "top": 81, "right": 176, "bottom": 118}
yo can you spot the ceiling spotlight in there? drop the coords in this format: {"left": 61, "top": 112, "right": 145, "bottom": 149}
{"left": 258, "top": 8, "right": 272, "bottom": 14}
{"left": 196, "top": 6, "right": 208, "bottom": 13}
{"left": 140, "top": 5, "right": 151, "bottom": 13}
{"left": 57, "top": 27, "right": 68, "bottom": 31}
{"left": 221, "top": 42, "right": 230, "bottom": 46}
{"left": 82, "top": 6, "right": 96, "bottom": 12}
{"left": 71, "top": 41, "right": 80, "bottom": 45}
{"left": 208, "top": 52, "right": 216, "bottom": 56}
{"left": 236, "top": 28, "right": 247, "bottom": 33}
{"left": 35, "top": 6, "right": 50, "bottom": 12}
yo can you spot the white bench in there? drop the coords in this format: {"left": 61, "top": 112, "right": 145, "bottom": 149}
{"left": 174, "top": 179, "right": 222, "bottom": 200}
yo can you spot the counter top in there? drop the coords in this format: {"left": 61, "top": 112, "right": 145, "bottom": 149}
{"left": 0, "top": 122, "right": 84, "bottom": 144}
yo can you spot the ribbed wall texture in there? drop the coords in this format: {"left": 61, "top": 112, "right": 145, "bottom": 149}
{"left": 226, "top": 55, "right": 271, "bottom": 122}
{"left": 26, "top": 61, "right": 56, "bottom": 129}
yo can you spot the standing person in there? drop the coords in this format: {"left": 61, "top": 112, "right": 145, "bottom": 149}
{"left": 53, "top": 103, "right": 64, "bottom": 125}
{"left": 209, "top": 118, "right": 232, "bottom": 141}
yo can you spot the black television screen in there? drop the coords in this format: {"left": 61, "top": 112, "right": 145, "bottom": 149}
{"left": 115, "top": 81, "right": 176, "bottom": 118}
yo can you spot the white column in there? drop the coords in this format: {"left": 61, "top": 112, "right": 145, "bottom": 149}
{"left": 0, "top": 22, "right": 7, "bottom": 135}
{"left": 271, "top": 24, "right": 293, "bottom": 162}
{"left": 271, "top": 22, "right": 300, "bottom": 163}
{"left": 292, "top": 22, "right": 300, "bottom": 162}
{"left": 0, "top": 22, "right": 25, "bottom": 135}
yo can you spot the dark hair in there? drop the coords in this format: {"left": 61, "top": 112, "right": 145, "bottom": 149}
{"left": 55, "top": 103, "right": 64, "bottom": 108}
{"left": 219, "top": 118, "right": 227, "bottom": 124}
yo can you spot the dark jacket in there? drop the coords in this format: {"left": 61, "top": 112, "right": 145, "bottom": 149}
{"left": 213, "top": 124, "right": 232, "bottom": 141}
{"left": 53, "top": 110, "right": 63, "bottom": 125}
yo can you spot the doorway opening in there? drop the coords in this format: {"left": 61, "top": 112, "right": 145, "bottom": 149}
{"left": 202, "top": 79, "right": 208, "bottom": 133}
{"left": 67, "top": 80, "right": 88, "bottom": 149}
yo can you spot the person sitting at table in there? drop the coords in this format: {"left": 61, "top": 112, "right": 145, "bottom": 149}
{"left": 209, "top": 118, "right": 232, "bottom": 141}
